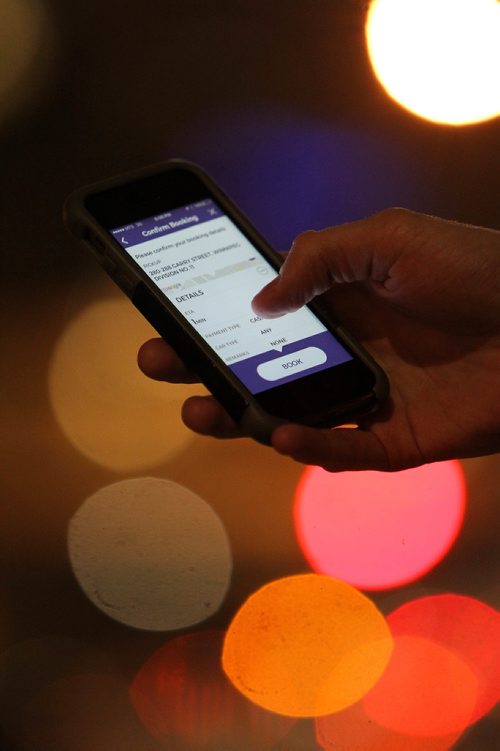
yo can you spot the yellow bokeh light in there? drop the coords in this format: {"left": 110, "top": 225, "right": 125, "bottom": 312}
{"left": 366, "top": 0, "right": 500, "bottom": 126}
{"left": 0, "top": 0, "right": 54, "bottom": 128}
{"left": 48, "top": 297, "right": 206, "bottom": 472}
{"left": 222, "top": 574, "right": 393, "bottom": 718}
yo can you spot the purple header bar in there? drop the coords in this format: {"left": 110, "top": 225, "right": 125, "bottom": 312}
{"left": 111, "top": 199, "right": 223, "bottom": 248}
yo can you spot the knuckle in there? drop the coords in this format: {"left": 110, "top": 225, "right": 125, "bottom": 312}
{"left": 374, "top": 207, "right": 417, "bottom": 237}
{"left": 291, "top": 229, "right": 320, "bottom": 252}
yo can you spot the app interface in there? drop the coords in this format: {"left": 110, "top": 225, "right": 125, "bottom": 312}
{"left": 111, "top": 199, "right": 352, "bottom": 394}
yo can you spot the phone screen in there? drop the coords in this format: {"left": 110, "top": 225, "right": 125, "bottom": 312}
{"left": 110, "top": 198, "right": 352, "bottom": 396}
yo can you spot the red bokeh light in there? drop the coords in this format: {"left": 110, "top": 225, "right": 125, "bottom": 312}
{"left": 388, "top": 594, "right": 500, "bottom": 724}
{"left": 294, "top": 462, "right": 466, "bottom": 590}
{"left": 129, "top": 630, "right": 295, "bottom": 750}
{"left": 362, "top": 635, "right": 478, "bottom": 737}
{"left": 316, "top": 697, "right": 463, "bottom": 751}
{"left": 317, "top": 593, "right": 500, "bottom": 748}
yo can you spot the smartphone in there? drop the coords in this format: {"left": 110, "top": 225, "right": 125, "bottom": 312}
{"left": 64, "top": 160, "right": 388, "bottom": 444}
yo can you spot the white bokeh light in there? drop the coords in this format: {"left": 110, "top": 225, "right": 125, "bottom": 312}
{"left": 366, "top": 0, "right": 500, "bottom": 126}
{"left": 68, "top": 477, "right": 232, "bottom": 631}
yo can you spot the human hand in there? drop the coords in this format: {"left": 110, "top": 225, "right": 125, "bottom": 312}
{"left": 138, "top": 209, "right": 500, "bottom": 471}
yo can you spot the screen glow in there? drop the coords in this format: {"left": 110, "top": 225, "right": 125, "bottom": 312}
{"left": 114, "top": 202, "right": 350, "bottom": 396}
{"left": 366, "top": 0, "right": 500, "bottom": 126}
{"left": 294, "top": 462, "right": 466, "bottom": 590}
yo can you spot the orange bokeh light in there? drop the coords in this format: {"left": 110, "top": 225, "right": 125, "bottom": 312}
{"left": 222, "top": 574, "right": 393, "bottom": 717}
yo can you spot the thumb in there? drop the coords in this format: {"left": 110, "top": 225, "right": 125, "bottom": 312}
{"left": 252, "top": 209, "right": 413, "bottom": 317}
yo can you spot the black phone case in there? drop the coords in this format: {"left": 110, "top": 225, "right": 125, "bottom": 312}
{"left": 64, "top": 159, "right": 389, "bottom": 444}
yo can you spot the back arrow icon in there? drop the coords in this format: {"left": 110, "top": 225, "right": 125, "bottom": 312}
{"left": 121, "top": 237, "right": 129, "bottom": 244}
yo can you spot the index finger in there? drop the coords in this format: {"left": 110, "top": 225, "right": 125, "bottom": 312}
{"left": 252, "top": 208, "right": 419, "bottom": 317}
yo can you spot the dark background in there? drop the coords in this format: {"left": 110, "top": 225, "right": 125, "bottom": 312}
{"left": 1, "top": 1, "right": 499, "bottom": 749}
